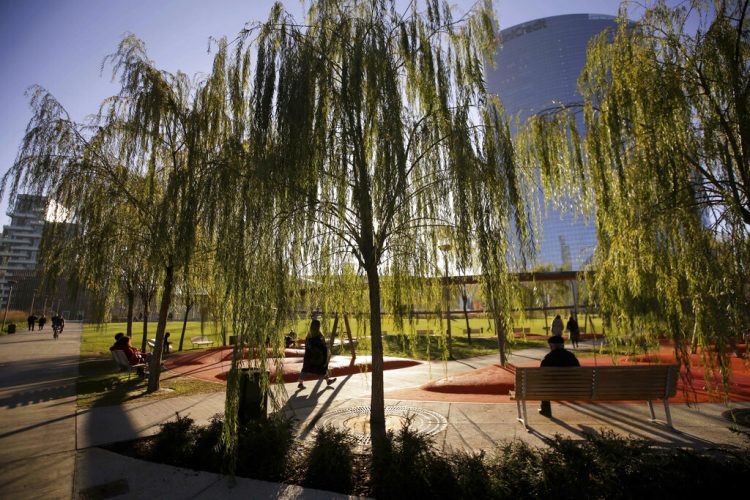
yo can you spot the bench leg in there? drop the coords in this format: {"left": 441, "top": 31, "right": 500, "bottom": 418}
{"left": 647, "top": 400, "right": 656, "bottom": 421}
{"left": 519, "top": 400, "right": 529, "bottom": 430}
{"left": 516, "top": 398, "right": 522, "bottom": 421}
{"left": 663, "top": 400, "right": 674, "bottom": 428}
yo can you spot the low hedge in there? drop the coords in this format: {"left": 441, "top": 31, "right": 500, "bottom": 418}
{"left": 106, "top": 414, "right": 750, "bottom": 498}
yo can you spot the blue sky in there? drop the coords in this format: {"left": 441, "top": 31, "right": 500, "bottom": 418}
{"left": 0, "top": 0, "right": 630, "bottom": 225}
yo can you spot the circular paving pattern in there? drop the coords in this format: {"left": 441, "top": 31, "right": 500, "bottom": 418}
{"left": 316, "top": 405, "right": 448, "bottom": 444}
{"left": 722, "top": 408, "right": 750, "bottom": 428}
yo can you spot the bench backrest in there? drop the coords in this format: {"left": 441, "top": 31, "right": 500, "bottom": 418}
{"left": 514, "top": 365, "right": 678, "bottom": 401}
{"left": 111, "top": 350, "right": 130, "bottom": 369}
{"left": 191, "top": 336, "right": 209, "bottom": 342}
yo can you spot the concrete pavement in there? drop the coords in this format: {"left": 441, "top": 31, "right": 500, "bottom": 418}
{"left": 2, "top": 324, "right": 749, "bottom": 499}
{"left": 0, "top": 321, "right": 79, "bottom": 498}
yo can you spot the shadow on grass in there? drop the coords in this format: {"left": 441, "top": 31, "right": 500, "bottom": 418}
{"left": 76, "top": 356, "right": 224, "bottom": 408}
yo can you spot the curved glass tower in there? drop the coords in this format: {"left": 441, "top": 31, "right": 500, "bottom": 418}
{"left": 487, "top": 14, "right": 618, "bottom": 271}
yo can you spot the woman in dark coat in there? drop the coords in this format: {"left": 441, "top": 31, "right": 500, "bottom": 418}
{"left": 566, "top": 315, "right": 580, "bottom": 348}
{"left": 297, "top": 319, "right": 336, "bottom": 389}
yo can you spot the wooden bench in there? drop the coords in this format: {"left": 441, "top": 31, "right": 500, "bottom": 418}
{"left": 510, "top": 365, "right": 678, "bottom": 429}
{"left": 463, "top": 327, "right": 484, "bottom": 334}
{"left": 416, "top": 329, "right": 434, "bottom": 336}
{"left": 190, "top": 336, "right": 215, "bottom": 348}
{"left": 111, "top": 350, "right": 147, "bottom": 379}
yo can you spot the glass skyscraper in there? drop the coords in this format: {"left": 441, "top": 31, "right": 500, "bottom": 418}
{"left": 487, "top": 14, "right": 619, "bottom": 271}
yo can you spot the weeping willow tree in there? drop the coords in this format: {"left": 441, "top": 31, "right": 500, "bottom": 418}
{"left": 206, "top": 0, "right": 532, "bottom": 451}
{"left": 517, "top": 0, "right": 750, "bottom": 376}
{"left": 1, "top": 35, "right": 231, "bottom": 392}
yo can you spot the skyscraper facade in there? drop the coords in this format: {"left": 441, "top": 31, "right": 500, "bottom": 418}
{"left": 486, "top": 14, "right": 618, "bottom": 271}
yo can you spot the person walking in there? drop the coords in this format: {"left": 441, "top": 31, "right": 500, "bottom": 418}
{"left": 38, "top": 314, "right": 47, "bottom": 330}
{"left": 551, "top": 314, "right": 564, "bottom": 337}
{"left": 566, "top": 315, "right": 580, "bottom": 348}
{"left": 297, "top": 319, "right": 336, "bottom": 389}
{"left": 539, "top": 335, "right": 580, "bottom": 418}
{"left": 27, "top": 314, "right": 37, "bottom": 332}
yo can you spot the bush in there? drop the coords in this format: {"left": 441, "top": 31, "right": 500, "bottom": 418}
{"left": 484, "top": 432, "right": 750, "bottom": 499}
{"left": 371, "top": 421, "right": 459, "bottom": 500}
{"left": 149, "top": 413, "right": 196, "bottom": 467}
{"left": 121, "top": 415, "right": 750, "bottom": 498}
{"left": 191, "top": 413, "right": 225, "bottom": 473}
{"left": 302, "top": 425, "right": 356, "bottom": 493}
{"left": 485, "top": 441, "right": 542, "bottom": 499}
{"left": 451, "top": 450, "right": 494, "bottom": 500}
{"left": 235, "top": 415, "right": 295, "bottom": 481}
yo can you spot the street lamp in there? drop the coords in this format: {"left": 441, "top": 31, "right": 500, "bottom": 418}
{"left": 2, "top": 279, "right": 18, "bottom": 333}
{"left": 438, "top": 244, "right": 453, "bottom": 358}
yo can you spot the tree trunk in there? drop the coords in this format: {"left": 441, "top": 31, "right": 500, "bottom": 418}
{"left": 366, "top": 262, "right": 387, "bottom": 453}
{"left": 126, "top": 288, "right": 135, "bottom": 338}
{"left": 178, "top": 294, "right": 192, "bottom": 352}
{"left": 490, "top": 295, "right": 507, "bottom": 365}
{"left": 343, "top": 313, "right": 356, "bottom": 359}
{"left": 141, "top": 296, "right": 150, "bottom": 352}
{"left": 329, "top": 313, "right": 339, "bottom": 350}
{"left": 148, "top": 264, "right": 174, "bottom": 393}
{"left": 461, "top": 286, "right": 471, "bottom": 344}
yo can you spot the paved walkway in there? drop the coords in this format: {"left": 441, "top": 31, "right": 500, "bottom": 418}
{"left": 2, "top": 325, "right": 749, "bottom": 499}
{"left": 0, "top": 322, "right": 79, "bottom": 498}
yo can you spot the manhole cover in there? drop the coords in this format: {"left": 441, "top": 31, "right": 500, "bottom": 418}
{"left": 315, "top": 405, "right": 448, "bottom": 444}
{"left": 722, "top": 408, "right": 750, "bottom": 428}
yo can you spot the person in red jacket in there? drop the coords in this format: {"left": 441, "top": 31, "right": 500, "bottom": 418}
{"left": 110, "top": 333, "right": 150, "bottom": 366}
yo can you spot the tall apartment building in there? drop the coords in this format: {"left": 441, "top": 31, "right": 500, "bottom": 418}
{"left": 0, "top": 194, "right": 48, "bottom": 308}
{"left": 486, "top": 14, "right": 619, "bottom": 271}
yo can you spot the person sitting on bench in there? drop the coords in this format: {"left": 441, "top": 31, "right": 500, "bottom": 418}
{"left": 110, "top": 333, "right": 151, "bottom": 374}
{"left": 539, "top": 335, "right": 579, "bottom": 418}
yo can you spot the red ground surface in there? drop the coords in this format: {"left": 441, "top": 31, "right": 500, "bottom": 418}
{"left": 387, "top": 344, "right": 750, "bottom": 403}
{"left": 164, "top": 344, "right": 750, "bottom": 404}
{"left": 163, "top": 347, "right": 421, "bottom": 384}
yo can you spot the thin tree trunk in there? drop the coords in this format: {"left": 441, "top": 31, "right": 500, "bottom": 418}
{"left": 344, "top": 313, "right": 356, "bottom": 359}
{"left": 141, "top": 296, "right": 150, "bottom": 352}
{"left": 126, "top": 288, "right": 135, "bottom": 338}
{"left": 179, "top": 294, "right": 192, "bottom": 352}
{"left": 491, "top": 296, "right": 507, "bottom": 366}
{"left": 461, "top": 286, "right": 471, "bottom": 344}
{"left": 148, "top": 264, "right": 174, "bottom": 393}
{"left": 329, "top": 313, "right": 339, "bottom": 350}
{"left": 366, "top": 262, "right": 386, "bottom": 453}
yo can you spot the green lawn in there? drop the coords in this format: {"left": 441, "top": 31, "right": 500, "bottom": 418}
{"left": 288, "top": 314, "right": 607, "bottom": 338}
{"left": 82, "top": 321, "right": 228, "bottom": 356}
{"left": 78, "top": 321, "right": 226, "bottom": 408}
{"left": 77, "top": 314, "right": 609, "bottom": 407}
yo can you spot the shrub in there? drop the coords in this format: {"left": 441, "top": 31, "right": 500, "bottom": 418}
{"left": 302, "top": 424, "right": 356, "bottom": 493}
{"left": 191, "top": 413, "right": 225, "bottom": 473}
{"left": 371, "top": 422, "right": 458, "bottom": 500}
{"left": 235, "top": 415, "right": 295, "bottom": 481}
{"left": 451, "top": 450, "right": 493, "bottom": 500}
{"left": 485, "top": 441, "right": 542, "bottom": 499}
{"left": 149, "top": 413, "right": 196, "bottom": 467}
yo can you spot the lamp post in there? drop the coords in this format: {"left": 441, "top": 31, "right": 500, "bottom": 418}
{"left": 438, "top": 244, "right": 453, "bottom": 359}
{"left": 2, "top": 279, "right": 18, "bottom": 333}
